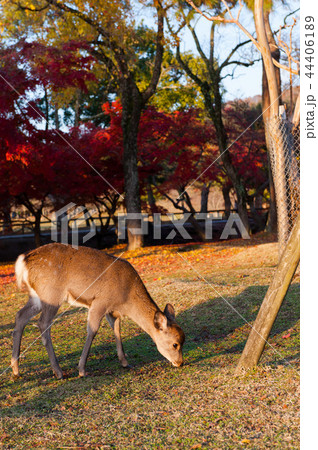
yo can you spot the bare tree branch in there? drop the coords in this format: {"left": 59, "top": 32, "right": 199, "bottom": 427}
{"left": 185, "top": 0, "right": 299, "bottom": 75}
{"left": 142, "top": 4, "right": 165, "bottom": 103}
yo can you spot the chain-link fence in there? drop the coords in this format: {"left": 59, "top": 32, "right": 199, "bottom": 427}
{"left": 267, "top": 117, "right": 300, "bottom": 253}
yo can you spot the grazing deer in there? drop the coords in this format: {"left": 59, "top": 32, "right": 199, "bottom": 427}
{"left": 12, "top": 243, "right": 185, "bottom": 379}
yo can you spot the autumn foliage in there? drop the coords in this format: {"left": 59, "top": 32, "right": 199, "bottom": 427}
{"left": 0, "top": 40, "right": 267, "bottom": 236}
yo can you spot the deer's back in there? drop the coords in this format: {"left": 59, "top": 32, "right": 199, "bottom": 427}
{"left": 21, "top": 244, "right": 144, "bottom": 309}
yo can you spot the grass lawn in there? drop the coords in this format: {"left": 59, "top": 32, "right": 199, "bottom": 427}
{"left": 0, "top": 234, "right": 300, "bottom": 449}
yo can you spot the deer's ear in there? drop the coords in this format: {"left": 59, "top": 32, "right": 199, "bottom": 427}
{"left": 164, "top": 303, "right": 176, "bottom": 322}
{"left": 154, "top": 311, "right": 168, "bottom": 330}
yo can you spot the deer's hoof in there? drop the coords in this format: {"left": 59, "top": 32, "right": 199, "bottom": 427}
{"left": 55, "top": 371, "right": 64, "bottom": 380}
{"left": 11, "top": 372, "right": 21, "bottom": 380}
{"left": 122, "top": 364, "right": 133, "bottom": 369}
{"left": 11, "top": 359, "right": 19, "bottom": 377}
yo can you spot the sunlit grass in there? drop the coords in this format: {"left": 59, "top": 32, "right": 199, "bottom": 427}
{"left": 0, "top": 233, "right": 299, "bottom": 448}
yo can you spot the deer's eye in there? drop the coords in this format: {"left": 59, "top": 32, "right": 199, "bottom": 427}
{"left": 173, "top": 343, "right": 178, "bottom": 349}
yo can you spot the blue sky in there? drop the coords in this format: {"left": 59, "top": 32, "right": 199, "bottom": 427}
{"left": 176, "top": 0, "right": 300, "bottom": 101}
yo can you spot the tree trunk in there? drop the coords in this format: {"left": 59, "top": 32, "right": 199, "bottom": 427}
{"left": 248, "top": 199, "right": 265, "bottom": 232}
{"left": 225, "top": 164, "right": 250, "bottom": 233}
{"left": 255, "top": 0, "right": 289, "bottom": 250}
{"left": 54, "top": 105, "right": 59, "bottom": 129}
{"left": 222, "top": 186, "right": 231, "bottom": 219}
{"left": 264, "top": 122, "right": 278, "bottom": 233}
{"left": 2, "top": 206, "right": 13, "bottom": 233}
{"left": 18, "top": 195, "right": 43, "bottom": 248}
{"left": 188, "top": 214, "right": 206, "bottom": 241}
{"left": 183, "top": 190, "right": 207, "bottom": 241}
{"left": 34, "top": 214, "right": 42, "bottom": 248}
{"left": 176, "top": 26, "right": 251, "bottom": 236}
{"left": 235, "top": 214, "right": 299, "bottom": 373}
{"left": 292, "top": 93, "right": 300, "bottom": 126}
{"left": 147, "top": 182, "right": 157, "bottom": 216}
{"left": 266, "top": 163, "right": 277, "bottom": 233}
{"left": 200, "top": 184, "right": 210, "bottom": 214}
{"left": 262, "top": 10, "right": 280, "bottom": 234}
{"left": 254, "top": 4, "right": 280, "bottom": 117}
{"left": 215, "top": 129, "right": 250, "bottom": 232}
{"left": 44, "top": 88, "right": 49, "bottom": 131}
{"left": 121, "top": 80, "right": 144, "bottom": 251}
{"left": 263, "top": 10, "right": 282, "bottom": 115}
{"left": 205, "top": 79, "right": 251, "bottom": 234}
{"left": 74, "top": 90, "right": 81, "bottom": 127}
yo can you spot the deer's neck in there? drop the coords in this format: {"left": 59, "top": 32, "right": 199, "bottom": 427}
{"left": 124, "top": 287, "right": 159, "bottom": 340}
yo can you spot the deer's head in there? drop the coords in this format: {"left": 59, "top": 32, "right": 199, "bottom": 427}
{"left": 153, "top": 304, "right": 185, "bottom": 367}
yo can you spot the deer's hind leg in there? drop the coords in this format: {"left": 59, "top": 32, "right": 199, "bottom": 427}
{"left": 11, "top": 295, "right": 42, "bottom": 377}
{"left": 38, "top": 303, "right": 63, "bottom": 379}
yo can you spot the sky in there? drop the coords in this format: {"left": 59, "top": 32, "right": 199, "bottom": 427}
{"left": 174, "top": 0, "right": 300, "bottom": 101}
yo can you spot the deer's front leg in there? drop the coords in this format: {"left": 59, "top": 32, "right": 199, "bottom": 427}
{"left": 106, "top": 313, "right": 130, "bottom": 368}
{"left": 79, "top": 304, "right": 106, "bottom": 377}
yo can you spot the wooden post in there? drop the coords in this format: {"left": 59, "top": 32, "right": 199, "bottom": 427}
{"left": 235, "top": 214, "right": 300, "bottom": 373}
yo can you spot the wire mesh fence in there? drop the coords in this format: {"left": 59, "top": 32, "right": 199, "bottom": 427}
{"left": 267, "top": 116, "right": 300, "bottom": 253}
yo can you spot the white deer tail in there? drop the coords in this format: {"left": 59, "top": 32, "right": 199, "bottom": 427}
{"left": 15, "top": 254, "right": 27, "bottom": 289}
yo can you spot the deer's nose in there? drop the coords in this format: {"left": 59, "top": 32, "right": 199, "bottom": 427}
{"left": 173, "top": 360, "right": 183, "bottom": 367}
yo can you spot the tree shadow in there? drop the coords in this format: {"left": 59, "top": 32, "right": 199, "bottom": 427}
{"left": 0, "top": 283, "right": 299, "bottom": 418}
{"left": 0, "top": 322, "right": 15, "bottom": 331}
{"left": 177, "top": 283, "right": 299, "bottom": 345}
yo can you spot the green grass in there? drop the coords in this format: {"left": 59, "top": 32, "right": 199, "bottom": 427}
{"left": 0, "top": 235, "right": 299, "bottom": 449}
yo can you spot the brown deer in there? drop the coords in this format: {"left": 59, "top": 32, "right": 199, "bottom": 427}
{"left": 12, "top": 243, "right": 185, "bottom": 379}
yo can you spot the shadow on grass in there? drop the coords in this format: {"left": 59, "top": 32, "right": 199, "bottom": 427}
{"left": 0, "top": 282, "right": 299, "bottom": 418}
{"left": 178, "top": 283, "right": 299, "bottom": 346}
{"left": 0, "top": 322, "right": 15, "bottom": 331}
